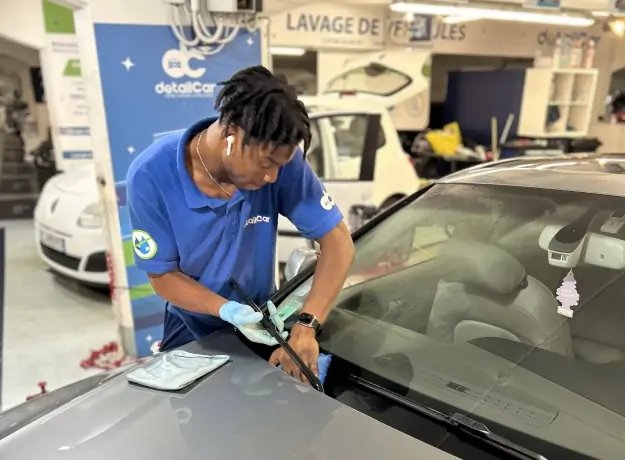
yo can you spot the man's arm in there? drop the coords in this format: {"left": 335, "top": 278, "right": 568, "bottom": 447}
{"left": 298, "top": 222, "right": 353, "bottom": 324}
{"left": 148, "top": 272, "right": 226, "bottom": 316}
{"left": 273, "top": 150, "right": 354, "bottom": 380}
{"left": 277, "top": 149, "right": 355, "bottom": 325}
{"left": 127, "top": 166, "right": 225, "bottom": 316}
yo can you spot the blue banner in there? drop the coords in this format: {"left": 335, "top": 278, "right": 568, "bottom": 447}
{"left": 94, "top": 23, "right": 262, "bottom": 357}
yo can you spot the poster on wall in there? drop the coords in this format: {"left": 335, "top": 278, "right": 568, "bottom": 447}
{"left": 318, "top": 50, "right": 431, "bottom": 131}
{"left": 41, "top": 0, "right": 92, "bottom": 170}
{"left": 93, "top": 23, "right": 262, "bottom": 357}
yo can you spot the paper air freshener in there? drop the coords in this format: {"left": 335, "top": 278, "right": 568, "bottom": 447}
{"left": 556, "top": 270, "right": 580, "bottom": 318}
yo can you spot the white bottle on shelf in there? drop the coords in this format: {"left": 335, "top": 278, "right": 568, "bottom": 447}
{"left": 560, "top": 37, "right": 572, "bottom": 68}
{"left": 552, "top": 37, "right": 563, "bottom": 68}
{"left": 570, "top": 39, "right": 582, "bottom": 68}
{"left": 583, "top": 39, "right": 596, "bottom": 68}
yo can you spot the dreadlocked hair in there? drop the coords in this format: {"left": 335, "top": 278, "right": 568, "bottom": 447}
{"left": 214, "top": 65, "right": 311, "bottom": 154}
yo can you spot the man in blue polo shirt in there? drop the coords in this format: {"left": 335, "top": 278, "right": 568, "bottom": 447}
{"left": 126, "top": 65, "right": 354, "bottom": 382}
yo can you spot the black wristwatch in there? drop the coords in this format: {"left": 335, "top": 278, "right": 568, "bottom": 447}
{"left": 296, "top": 313, "right": 322, "bottom": 335}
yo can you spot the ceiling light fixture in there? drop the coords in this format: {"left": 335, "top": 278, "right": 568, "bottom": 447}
{"left": 609, "top": 20, "right": 625, "bottom": 36}
{"left": 591, "top": 11, "right": 610, "bottom": 17}
{"left": 443, "top": 15, "right": 482, "bottom": 24}
{"left": 390, "top": 2, "right": 594, "bottom": 27}
{"left": 269, "top": 47, "right": 306, "bottom": 56}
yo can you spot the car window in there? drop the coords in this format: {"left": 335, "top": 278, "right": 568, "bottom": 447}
{"left": 310, "top": 114, "right": 385, "bottom": 181}
{"left": 325, "top": 63, "right": 411, "bottom": 97}
{"left": 276, "top": 183, "right": 625, "bottom": 459}
{"left": 329, "top": 114, "right": 366, "bottom": 181}
{"left": 306, "top": 120, "right": 324, "bottom": 177}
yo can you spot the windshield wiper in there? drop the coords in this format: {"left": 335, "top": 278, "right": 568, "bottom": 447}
{"left": 229, "top": 279, "right": 324, "bottom": 393}
{"left": 350, "top": 376, "right": 547, "bottom": 460}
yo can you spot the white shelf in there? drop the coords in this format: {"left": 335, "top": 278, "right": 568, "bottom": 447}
{"left": 518, "top": 68, "right": 598, "bottom": 138}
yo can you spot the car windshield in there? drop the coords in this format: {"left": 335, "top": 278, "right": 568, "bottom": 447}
{"left": 276, "top": 182, "right": 625, "bottom": 459}
{"left": 325, "top": 64, "right": 411, "bottom": 97}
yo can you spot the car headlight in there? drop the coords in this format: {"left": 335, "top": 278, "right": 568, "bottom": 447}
{"left": 77, "top": 203, "right": 103, "bottom": 228}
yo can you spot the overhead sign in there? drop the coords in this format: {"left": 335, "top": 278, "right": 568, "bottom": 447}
{"left": 387, "top": 16, "right": 468, "bottom": 44}
{"left": 387, "top": 15, "right": 604, "bottom": 57}
{"left": 271, "top": 4, "right": 384, "bottom": 49}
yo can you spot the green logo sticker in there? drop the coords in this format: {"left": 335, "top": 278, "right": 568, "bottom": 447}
{"left": 63, "top": 59, "right": 81, "bottom": 77}
{"left": 132, "top": 230, "right": 157, "bottom": 260}
{"left": 277, "top": 302, "right": 302, "bottom": 320}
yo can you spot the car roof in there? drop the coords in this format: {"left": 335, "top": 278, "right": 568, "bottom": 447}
{"left": 299, "top": 95, "right": 386, "bottom": 115}
{"left": 0, "top": 331, "right": 459, "bottom": 460}
{"left": 437, "top": 154, "right": 625, "bottom": 198}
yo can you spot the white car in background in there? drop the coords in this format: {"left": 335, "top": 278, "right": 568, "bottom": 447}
{"left": 34, "top": 164, "right": 108, "bottom": 286}
{"left": 277, "top": 96, "right": 419, "bottom": 266}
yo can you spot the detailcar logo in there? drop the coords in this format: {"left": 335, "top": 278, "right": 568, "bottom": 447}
{"left": 155, "top": 47, "right": 216, "bottom": 98}
{"left": 320, "top": 192, "right": 335, "bottom": 211}
{"left": 244, "top": 215, "right": 271, "bottom": 228}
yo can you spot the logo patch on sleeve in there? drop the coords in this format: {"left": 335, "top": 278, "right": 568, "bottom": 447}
{"left": 132, "top": 230, "right": 158, "bottom": 259}
{"left": 320, "top": 192, "right": 335, "bottom": 211}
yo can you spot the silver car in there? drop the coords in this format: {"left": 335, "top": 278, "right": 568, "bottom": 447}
{"left": 3, "top": 155, "right": 625, "bottom": 459}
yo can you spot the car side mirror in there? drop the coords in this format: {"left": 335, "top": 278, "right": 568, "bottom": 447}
{"left": 284, "top": 248, "right": 318, "bottom": 281}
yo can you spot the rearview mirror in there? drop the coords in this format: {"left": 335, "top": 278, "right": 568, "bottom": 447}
{"left": 284, "top": 248, "right": 318, "bottom": 282}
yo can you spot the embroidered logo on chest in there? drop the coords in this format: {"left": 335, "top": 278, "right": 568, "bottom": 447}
{"left": 244, "top": 215, "right": 271, "bottom": 228}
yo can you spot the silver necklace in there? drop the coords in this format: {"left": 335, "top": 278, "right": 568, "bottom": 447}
{"left": 195, "top": 129, "right": 231, "bottom": 197}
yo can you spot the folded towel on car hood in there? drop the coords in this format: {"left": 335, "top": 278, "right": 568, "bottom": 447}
{"left": 127, "top": 350, "right": 230, "bottom": 391}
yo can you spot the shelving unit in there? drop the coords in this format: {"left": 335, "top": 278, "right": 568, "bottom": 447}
{"left": 518, "top": 68, "right": 598, "bottom": 138}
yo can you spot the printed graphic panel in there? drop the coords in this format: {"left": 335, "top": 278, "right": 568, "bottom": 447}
{"left": 94, "top": 23, "right": 262, "bottom": 183}
{"left": 94, "top": 24, "right": 262, "bottom": 356}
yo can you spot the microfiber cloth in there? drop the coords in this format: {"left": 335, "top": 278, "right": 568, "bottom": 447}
{"left": 127, "top": 350, "right": 230, "bottom": 391}
{"left": 278, "top": 353, "right": 332, "bottom": 385}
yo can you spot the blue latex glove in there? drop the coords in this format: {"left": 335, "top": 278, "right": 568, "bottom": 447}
{"left": 278, "top": 353, "right": 333, "bottom": 385}
{"left": 219, "top": 300, "right": 288, "bottom": 346}
{"left": 317, "top": 353, "right": 332, "bottom": 385}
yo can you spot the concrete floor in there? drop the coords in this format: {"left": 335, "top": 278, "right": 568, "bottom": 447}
{"left": 1, "top": 219, "right": 117, "bottom": 411}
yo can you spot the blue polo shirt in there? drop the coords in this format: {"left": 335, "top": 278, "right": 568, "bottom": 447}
{"left": 126, "top": 117, "right": 343, "bottom": 342}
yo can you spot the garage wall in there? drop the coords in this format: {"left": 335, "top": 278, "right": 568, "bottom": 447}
{"left": 274, "top": 1, "right": 622, "bottom": 145}
{"left": 589, "top": 37, "right": 625, "bottom": 153}
{"left": 0, "top": 0, "right": 46, "bottom": 50}
{"left": 429, "top": 55, "right": 533, "bottom": 103}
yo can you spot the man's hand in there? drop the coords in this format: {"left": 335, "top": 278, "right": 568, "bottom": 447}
{"left": 219, "top": 300, "right": 287, "bottom": 346}
{"left": 269, "top": 324, "right": 319, "bottom": 384}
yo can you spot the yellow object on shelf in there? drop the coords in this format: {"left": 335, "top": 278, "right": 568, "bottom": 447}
{"left": 424, "top": 122, "right": 462, "bottom": 156}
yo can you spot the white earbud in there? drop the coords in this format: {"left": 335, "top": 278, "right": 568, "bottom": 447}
{"left": 226, "top": 135, "right": 234, "bottom": 156}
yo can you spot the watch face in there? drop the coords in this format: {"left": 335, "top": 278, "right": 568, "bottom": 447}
{"left": 299, "top": 313, "right": 315, "bottom": 325}
{"left": 298, "top": 313, "right": 322, "bottom": 334}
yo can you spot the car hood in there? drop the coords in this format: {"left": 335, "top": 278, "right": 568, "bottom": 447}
{"left": 0, "top": 331, "right": 458, "bottom": 460}
{"left": 52, "top": 164, "right": 98, "bottom": 196}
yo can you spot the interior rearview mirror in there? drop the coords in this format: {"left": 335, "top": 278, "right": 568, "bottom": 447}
{"left": 285, "top": 248, "right": 318, "bottom": 282}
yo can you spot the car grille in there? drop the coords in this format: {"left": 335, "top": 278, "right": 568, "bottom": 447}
{"left": 84, "top": 252, "right": 106, "bottom": 272}
{"left": 40, "top": 244, "right": 80, "bottom": 270}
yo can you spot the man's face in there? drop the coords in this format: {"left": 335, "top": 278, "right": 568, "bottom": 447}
{"left": 224, "top": 128, "right": 297, "bottom": 190}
